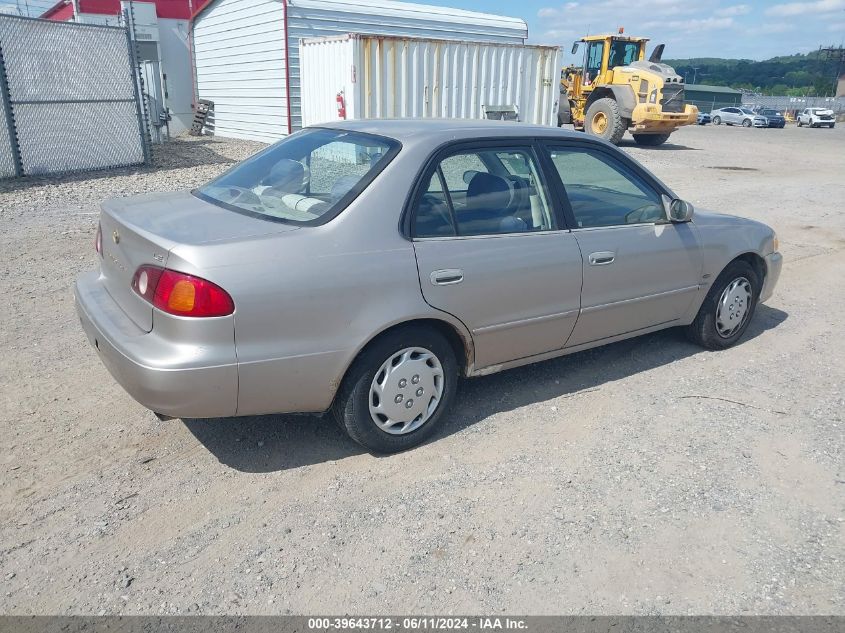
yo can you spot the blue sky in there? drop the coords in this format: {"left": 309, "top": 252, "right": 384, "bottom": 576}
{"left": 2, "top": 0, "right": 843, "bottom": 60}
{"left": 418, "top": 0, "right": 845, "bottom": 60}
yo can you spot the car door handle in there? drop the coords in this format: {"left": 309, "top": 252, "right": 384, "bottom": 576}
{"left": 588, "top": 251, "right": 616, "bottom": 266}
{"left": 430, "top": 269, "right": 464, "bottom": 285}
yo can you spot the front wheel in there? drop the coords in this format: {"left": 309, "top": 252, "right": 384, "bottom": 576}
{"left": 332, "top": 326, "right": 458, "bottom": 453}
{"left": 742, "top": 118, "right": 752, "bottom": 127}
{"left": 712, "top": 116, "right": 721, "bottom": 125}
{"left": 797, "top": 120, "right": 803, "bottom": 127}
{"left": 584, "top": 98, "right": 627, "bottom": 144}
{"left": 632, "top": 133, "right": 671, "bottom": 146}
{"left": 685, "top": 260, "right": 760, "bottom": 350}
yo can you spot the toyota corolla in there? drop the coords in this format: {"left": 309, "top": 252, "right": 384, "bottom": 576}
{"left": 75, "top": 120, "right": 782, "bottom": 453}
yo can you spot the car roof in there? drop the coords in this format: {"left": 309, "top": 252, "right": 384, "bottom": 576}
{"left": 312, "top": 119, "right": 587, "bottom": 145}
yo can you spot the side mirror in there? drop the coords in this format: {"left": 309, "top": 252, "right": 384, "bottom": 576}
{"left": 664, "top": 196, "right": 694, "bottom": 222}
{"left": 571, "top": 41, "right": 579, "bottom": 55}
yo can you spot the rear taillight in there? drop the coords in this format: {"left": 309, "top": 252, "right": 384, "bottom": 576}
{"left": 131, "top": 265, "right": 234, "bottom": 317}
{"left": 95, "top": 224, "right": 103, "bottom": 257}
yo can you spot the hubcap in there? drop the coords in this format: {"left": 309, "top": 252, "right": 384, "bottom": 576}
{"left": 368, "top": 347, "right": 444, "bottom": 435}
{"left": 592, "top": 111, "right": 608, "bottom": 134}
{"left": 715, "top": 277, "right": 753, "bottom": 338}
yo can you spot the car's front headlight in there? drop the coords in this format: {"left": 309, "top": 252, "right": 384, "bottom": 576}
{"left": 773, "top": 234, "right": 779, "bottom": 253}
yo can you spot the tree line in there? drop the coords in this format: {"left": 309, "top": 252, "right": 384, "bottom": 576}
{"left": 664, "top": 51, "right": 841, "bottom": 96}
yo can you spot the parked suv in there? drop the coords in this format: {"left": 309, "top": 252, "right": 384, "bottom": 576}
{"left": 710, "top": 107, "right": 767, "bottom": 127}
{"left": 798, "top": 108, "right": 835, "bottom": 128}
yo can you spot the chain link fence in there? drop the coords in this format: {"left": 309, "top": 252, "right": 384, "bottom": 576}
{"left": 740, "top": 95, "right": 845, "bottom": 115}
{"left": 0, "top": 14, "right": 149, "bottom": 178}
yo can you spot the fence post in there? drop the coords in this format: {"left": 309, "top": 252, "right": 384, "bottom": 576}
{"left": 0, "top": 37, "right": 23, "bottom": 177}
{"left": 123, "top": 7, "right": 151, "bottom": 165}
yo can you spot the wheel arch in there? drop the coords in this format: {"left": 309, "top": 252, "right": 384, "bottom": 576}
{"left": 585, "top": 85, "right": 636, "bottom": 118}
{"left": 733, "top": 251, "right": 767, "bottom": 288}
{"left": 332, "top": 316, "right": 474, "bottom": 405}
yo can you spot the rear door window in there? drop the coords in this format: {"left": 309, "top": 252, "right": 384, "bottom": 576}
{"left": 413, "top": 147, "right": 554, "bottom": 237}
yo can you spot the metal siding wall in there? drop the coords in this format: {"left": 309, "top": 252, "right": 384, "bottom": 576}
{"left": 301, "top": 35, "right": 559, "bottom": 127}
{"left": 193, "top": 0, "right": 287, "bottom": 143}
{"left": 288, "top": 0, "right": 528, "bottom": 131}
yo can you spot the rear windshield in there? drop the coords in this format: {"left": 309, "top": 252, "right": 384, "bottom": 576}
{"left": 197, "top": 128, "right": 399, "bottom": 224}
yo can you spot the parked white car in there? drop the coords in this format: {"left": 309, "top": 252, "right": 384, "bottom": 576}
{"left": 797, "top": 108, "right": 835, "bottom": 128}
{"left": 710, "top": 107, "right": 768, "bottom": 128}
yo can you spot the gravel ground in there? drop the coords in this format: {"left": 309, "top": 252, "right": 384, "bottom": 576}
{"left": 1, "top": 126, "right": 843, "bottom": 615}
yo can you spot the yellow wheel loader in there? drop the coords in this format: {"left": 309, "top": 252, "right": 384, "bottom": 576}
{"left": 560, "top": 32, "right": 698, "bottom": 146}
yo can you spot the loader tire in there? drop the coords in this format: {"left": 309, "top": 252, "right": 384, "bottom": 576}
{"left": 558, "top": 99, "right": 573, "bottom": 126}
{"left": 585, "top": 98, "right": 626, "bottom": 145}
{"left": 632, "top": 133, "right": 671, "bottom": 146}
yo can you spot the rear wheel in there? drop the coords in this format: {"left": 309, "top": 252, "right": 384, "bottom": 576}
{"left": 685, "top": 260, "right": 760, "bottom": 350}
{"left": 797, "top": 120, "right": 803, "bottom": 127}
{"left": 584, "top": 98, "right": 627, "bottom": 145}
{"left": 558, "top": 99, "right": 573, "bottom": 126}
{"left": 332, "top": 326, "right": 458, "bottom": 453}
{"left": 712, "top": 116, "right": 721, "bottom": 125}
{"left": 632, "top": 133, "right": 671, "bottom": 146}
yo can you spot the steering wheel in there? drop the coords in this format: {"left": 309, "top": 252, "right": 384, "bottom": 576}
{"left": 207, "top": 185, "right": 262, "bottom": 207}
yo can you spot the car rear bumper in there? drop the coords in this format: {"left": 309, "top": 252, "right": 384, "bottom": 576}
{"left": 760, "top": 251, "right": 782, "bottom": 304}
{"left": 74, "top": 271, "right": 238, "bottom": 418}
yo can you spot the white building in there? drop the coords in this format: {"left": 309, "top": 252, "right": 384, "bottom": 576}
{"left": 42, "top": 0, "right": 202, "bottom": 135}
{"left": 191, "top": 0, "right": 528, "bottom": 143}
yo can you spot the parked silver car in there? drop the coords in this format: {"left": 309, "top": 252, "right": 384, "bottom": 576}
{"left": 710, "top": 107, "right": 768, "bottom": 127}
{"left": 75, "top": 121, "right": 782, "bottom": 453}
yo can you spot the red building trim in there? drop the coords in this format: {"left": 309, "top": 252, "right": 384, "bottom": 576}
{"left": 41, "top": 0, "right": 74, "bottom": 21}
{"left": 41, "top": 0, "right": 211, "bottom": 21}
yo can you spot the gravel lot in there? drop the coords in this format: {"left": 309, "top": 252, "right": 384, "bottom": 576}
{"left": 1, "top": 125, "right": 843, "bottom": 616}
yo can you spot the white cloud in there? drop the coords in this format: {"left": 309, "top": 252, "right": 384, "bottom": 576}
{"left": 643, "top": 16, "right": 736, "bottom": 31}
{"left": 747, "top": 22, "right": 796, "bottom": 35}
{"left": 766, "top": 0, "right": 845, "bottom": 17}
{"left": 715, "top": 4, "right": 751, "bottom": 16}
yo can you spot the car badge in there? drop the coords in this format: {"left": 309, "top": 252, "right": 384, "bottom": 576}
{"left": 112, "top": 230, "right": 120, "bottom": 244}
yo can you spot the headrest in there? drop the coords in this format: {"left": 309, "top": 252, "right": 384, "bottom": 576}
{"left": 466, "top": 172, "right": 513, "bottom": 211}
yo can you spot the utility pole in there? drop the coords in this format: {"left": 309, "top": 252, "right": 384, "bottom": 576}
{"left": 820, "top": 46, "right": 845, "bottom": 96}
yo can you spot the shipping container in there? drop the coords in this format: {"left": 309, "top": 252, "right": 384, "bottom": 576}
{"left": 192, "top": 0, "right": 528, "bottom": 143}
{"left": 300, "top": 34, "right": 560, "bottom": 128}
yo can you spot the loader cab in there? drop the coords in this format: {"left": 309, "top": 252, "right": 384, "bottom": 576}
{"left": 573, "top": 35, "right": 647, "bottom": 89}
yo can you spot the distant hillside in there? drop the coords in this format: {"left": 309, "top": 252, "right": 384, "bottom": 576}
{"left": 663, "top": 52, "right": 839, "bottom": 96}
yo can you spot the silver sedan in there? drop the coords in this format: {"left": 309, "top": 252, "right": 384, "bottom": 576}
{"left": 75, "top": 120, "right": 782, "bottom": 453}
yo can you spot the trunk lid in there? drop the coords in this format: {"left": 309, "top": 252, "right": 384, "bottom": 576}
{"left": 99, "top": 191, "right": 298, "bottom": 332}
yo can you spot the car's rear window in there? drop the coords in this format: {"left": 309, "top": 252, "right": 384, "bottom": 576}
{"left": 196, "top": 128, "right": 400, "bottom": 224}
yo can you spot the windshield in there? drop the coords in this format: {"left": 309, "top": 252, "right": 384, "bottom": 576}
{"left": 608, "top": 40, "right": 641, "bottom": 67}
{"left": 740, "top": 108, "right": 755, "bottom": 115}
{"left": 197, "top": 128, "right": 399, "bottom": 224}
{"left": 761, "top": 109, "right": 781, "bottom": 115}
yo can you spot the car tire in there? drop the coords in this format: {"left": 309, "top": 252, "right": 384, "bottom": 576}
{"left": 742, "top": 118, "right": 752, "bottom": 127}
{"left": 797, "top": 120, "right": 803, "bottom": 127}
{"left": 332, "top": 326, "right": 459, "bottom": 453}
{"left": 712, "top": 116, "right": 721, "bottom": 125}
{"left": 632, "top": 133, "right": 671, "bottom": 146}
{"left": 584, "top": 98, "right": 627, "bottom": 144}
{"left": 685, "top": 260, "right": 760, "bottom": 351}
